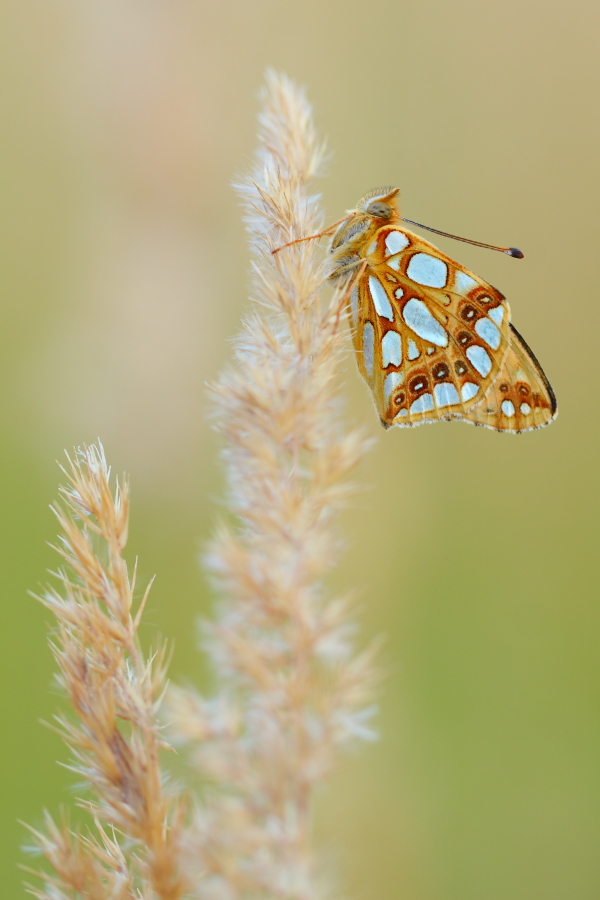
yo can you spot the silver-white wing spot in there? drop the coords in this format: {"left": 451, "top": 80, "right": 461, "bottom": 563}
{"left": 474, "top": 316, "right": 501, "bottom": 350}
{"left": 520, "top": 402, "right": 531, "bottom": 414}
{"left": 434, "top": 382, "right": 460, "bottom": 408}
{"left": 368, "top": 276, "right": 394, "bottom": 321}
{"left": 501, "top": 399, "right": 515, "bottom": 417}
{"left": 382, "top": 330, "right": 402, "bottom": 367}
{"left": 407, "top": 338, "right": 420, "bottom": 360}
{"left": 402, "top": 298, "right": 448, "bottom": 347}
{"left": 406, "top": 253, "right": 448, "bottom": 288}
{"left": 410, "top": 393, "right": 434, "bottom": 414}
{"left": 461, "top": 382, "right": 479, "bottom": 401}
{"left": 466, "top": 345, "right": 492, "bottom": 377}
{"left": 362, "top": 322, "right": 374, "bottom": 377}
{"left": 454, "top": 271, "right": 478, "bottom": 294}
{"left": 385, "top": 231, "right": 410, "bottom": 256}
{"left": 384, "top": 370, "right": 404, "bottom": 401}
{"left": 394, "top": 286, "right": 404, "bottom": 299}
{"left": 350, "top": 286, "right": 359, "bottom": 327}
{"left": 488, "top": 305, "right": 504, "bottom": 325}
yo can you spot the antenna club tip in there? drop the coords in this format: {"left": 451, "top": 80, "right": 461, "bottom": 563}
{"left": 508, "top": 247, "right": 524, "bottom": 259}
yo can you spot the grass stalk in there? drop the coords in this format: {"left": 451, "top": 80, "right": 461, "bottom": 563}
{"left": 167, "top": 71, "right": 377, "bottom": 900}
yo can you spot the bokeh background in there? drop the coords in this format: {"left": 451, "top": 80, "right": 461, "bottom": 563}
{"left": 1, "top": 1, "right": 599, "bottom": 898}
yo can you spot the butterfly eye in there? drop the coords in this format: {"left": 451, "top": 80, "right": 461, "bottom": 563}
{"left": 454, "top": 360, "right": 468, "bottom": 376}
{"left": 366, "top": 201, "right": 393, "bottom": 219}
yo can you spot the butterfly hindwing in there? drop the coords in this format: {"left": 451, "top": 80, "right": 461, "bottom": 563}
{"left": 459, "top": 323, "right": 557, "bottom": 432}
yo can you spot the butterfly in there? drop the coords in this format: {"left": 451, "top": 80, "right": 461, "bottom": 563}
{"left": 324, "top": 187, "right": 557, "bottom": 433}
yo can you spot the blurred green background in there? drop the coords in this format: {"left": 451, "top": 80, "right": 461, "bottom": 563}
{"left": 1, "top": 1, "right": 599, "bottom": 898}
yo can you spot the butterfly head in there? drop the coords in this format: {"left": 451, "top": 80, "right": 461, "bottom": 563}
{"left": 330, "top": 187, "right": 400, "bottom": 253}
{"left": 356, "top": 186, "right": 400, "bottom": 220}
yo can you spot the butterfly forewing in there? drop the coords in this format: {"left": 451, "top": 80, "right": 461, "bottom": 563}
{"left": 350, "top": 224, "right": 512, "bottom": 427}
{"left": 459, "top": 323, "right": 557, "bottom": 432}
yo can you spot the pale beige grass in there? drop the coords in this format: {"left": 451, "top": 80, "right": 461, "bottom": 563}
{"left": 23, "top": 443, "right": 187, "bottom": 900}
{"left": 167, "top": 71, "right": 377, "bottom": 900}
{"left": 24, "top": 71, "right": 378, "bottom": 900}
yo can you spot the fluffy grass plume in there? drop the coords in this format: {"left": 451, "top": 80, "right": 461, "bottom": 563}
{"left": 24, "top": 71, "right": 378, "bottom": 900}
{"left": 23, "top": 443, "right": 187, "bottom": 900}
{"left": 167, "top": 71, "right": 377, "bottom": 899}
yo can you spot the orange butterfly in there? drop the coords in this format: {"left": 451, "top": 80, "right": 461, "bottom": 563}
{"left": 278, "top": 187, "right": 557, "bottom": 433}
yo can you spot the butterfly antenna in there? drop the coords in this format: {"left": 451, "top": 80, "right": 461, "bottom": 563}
{"left": 271, "top": 215, "right": 351, "bottom": 255}
{"left": 400, "top": 217, "right": 524, "bottom": 258}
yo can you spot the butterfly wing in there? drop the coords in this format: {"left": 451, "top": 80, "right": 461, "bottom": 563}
{"left": 458, "top": 323, "right": 557, "bottom": 432}
{"left": 349, "top": 225, "right": 512, "bottom": 427}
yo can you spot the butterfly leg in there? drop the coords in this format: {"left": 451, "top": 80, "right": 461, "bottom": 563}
{"left": 271, "top": 215, "right": 352, "bottom": 255}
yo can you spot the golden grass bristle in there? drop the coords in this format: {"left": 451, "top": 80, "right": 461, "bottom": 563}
{"left": 25, "top": 442, "right": 187, "bottom": 900}
{"left": 167, "top": 70, "right": 378, "bottom": 899}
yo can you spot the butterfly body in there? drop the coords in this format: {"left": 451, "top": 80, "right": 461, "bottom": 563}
{"left": 329, "top": 187, "right": 557, "bottom": 433}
